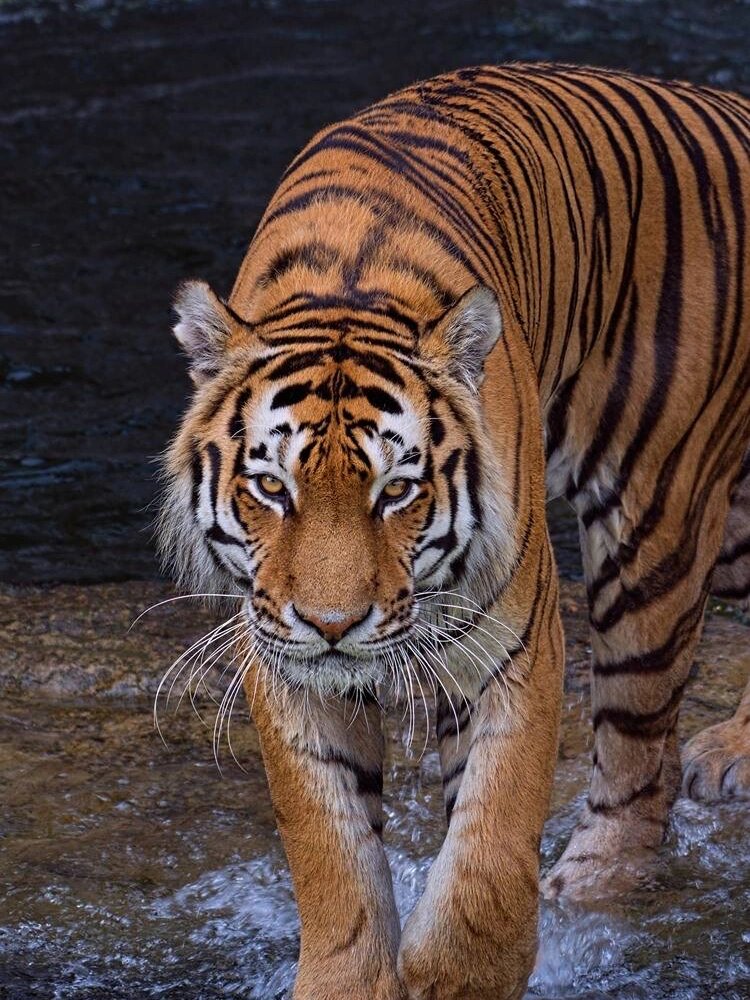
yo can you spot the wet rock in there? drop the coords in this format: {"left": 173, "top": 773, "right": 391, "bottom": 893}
{"left": 0, "top": 580, "right": 222, "bottom": 699}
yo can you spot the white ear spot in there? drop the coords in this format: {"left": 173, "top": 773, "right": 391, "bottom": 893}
{"left": 172, "top": 279, "right": 235, "bottom": 383}
{"left": 422, "top": 285, "right": 503, "bottom": 389}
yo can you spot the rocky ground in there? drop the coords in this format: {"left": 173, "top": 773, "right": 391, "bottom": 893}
{"left": 1, "top": 579, "right": 747, "bottom": 748}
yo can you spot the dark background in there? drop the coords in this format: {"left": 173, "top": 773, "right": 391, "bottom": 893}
{"left": 2, "top": 0, "right": 749, "bottom": 583}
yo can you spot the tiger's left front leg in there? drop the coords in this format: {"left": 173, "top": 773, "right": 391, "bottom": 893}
{"left": 246, "top": 667, "right": 403, "bottom": 1000}
{"left": 399, "top": 542, "right": 564, "bottom": 1000}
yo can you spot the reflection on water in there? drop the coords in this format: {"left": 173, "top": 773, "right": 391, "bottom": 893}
{"left": 2, "top": 0, "right": 750, "bottom": 582}
{"left": 2, "top": 690, "right": 748, "bottom": 999}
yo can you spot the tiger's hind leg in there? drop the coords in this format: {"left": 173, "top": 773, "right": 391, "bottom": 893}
{"left": 682, "top": 448, "right": 750, "bottom": 802}
{"left": 543, "top": 439, "right": 746, "bottom": 901}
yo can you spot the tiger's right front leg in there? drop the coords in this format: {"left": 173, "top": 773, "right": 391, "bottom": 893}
{"left": 245, "top": 665, "right": 403, "bottom": 1000}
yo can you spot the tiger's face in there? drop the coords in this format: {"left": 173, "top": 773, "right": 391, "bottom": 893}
{"left": 159, "top": 280, "right": 510, "bottom": 694}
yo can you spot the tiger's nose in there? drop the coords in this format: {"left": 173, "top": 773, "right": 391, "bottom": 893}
{"left": 293, "top": 605, "right": 372, "bottom": 645}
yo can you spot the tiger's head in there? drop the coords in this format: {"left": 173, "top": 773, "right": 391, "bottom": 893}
{"left": 158, "top": 280, "right": 515, "bottom": 694}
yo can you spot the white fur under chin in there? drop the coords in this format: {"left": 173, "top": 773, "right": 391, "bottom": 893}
{"left": 277, "top": 649, "right": 386, "bottom": 696}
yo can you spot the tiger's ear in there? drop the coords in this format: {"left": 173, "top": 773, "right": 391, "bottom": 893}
{"left": 420, "top": 286, "right": 503, "bottom": 390}
{"left": 172, "top": 280, "right": 240, "bottom": 384}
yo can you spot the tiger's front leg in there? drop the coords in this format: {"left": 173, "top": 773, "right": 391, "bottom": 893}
{"left": 245, "top": 664, "right": 403, "bottom": 1000}
{"left": 399, "top": 547, "right": 563, "bottom": 1000}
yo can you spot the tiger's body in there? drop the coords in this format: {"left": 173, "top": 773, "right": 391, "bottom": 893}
{"left": 160, "top": 64, "right": 750, "bottom": 1000}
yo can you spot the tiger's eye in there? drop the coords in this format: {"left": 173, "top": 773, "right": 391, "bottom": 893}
{"left": 382, "top": 479, "right": 411, "bottom": 501}
{"left": 257, "top": 474, "right": 286, "bottom": 498}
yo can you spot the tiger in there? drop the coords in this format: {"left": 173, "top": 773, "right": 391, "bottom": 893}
{"left": 158, "top": 63, "right": 750, "bottom": 1000}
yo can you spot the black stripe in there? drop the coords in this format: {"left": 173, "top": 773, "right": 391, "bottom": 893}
{"left": 570, "top": 287, "right": 638, "bottom": 495}
{"left": 592, "top": 589, "right": 708, "bottom": 676}
{"left": 593, "top": 682, "right": 686, "bottom": 738}
{"left": 265, "top": 350, "right": 326, "bottom": 381}
{"left": 256, "top": 241, "right": 340, "bottom": 288}
{"left": 442, "top": 758, "right": 467, "bottom": 787}
{"left": 271, "top": 381, "right": 312, "bottom": 409}
{"left": 361, "top": 384, "right": 402, "bottom": 414}
{"left": 327, "top": 906, "right": 368, "bottom": 957}
{"left": 445, "top": 790, "right": 458, "bottom": 825}
{"left": 587, "top": 766, "right": 662, "bottom": 814}
{"left": 206, "top": 442, "right": 221, "bottom": 515}
{"left": 308, "top": 747, "right": 383, "bottom": 797}
{"left": 436, "top": 696, "right": 472, "bottom": 743}
{"left": 228, "top": 385, "right": 252, "bottom": 441}
{"left": 190, "top": 447, "right": 202, "bottom": 512}
{"left": 206, "top": 523, "right": 244, "bottom": 548}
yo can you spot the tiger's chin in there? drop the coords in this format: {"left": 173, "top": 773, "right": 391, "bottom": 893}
{"left": 277, "top": 648, "right": 387, "bottom": 697}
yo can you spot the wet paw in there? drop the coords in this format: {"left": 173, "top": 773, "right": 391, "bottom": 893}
{"left": 541, "top": 858, "right": 598, "bottom": 903}
{"left": 541, "top": 819, "right": 657, "bottom": 902}
{"left": 398, "top": 884, "right": 535, "bottom": 1000}
{"left": 682, "top": 717, "right": 750, "bottom": 802}
{"left": 541, "top": 850, "right": 645, "bottom": 903}
{"left": 399, "top": 955, "right": 527, "bottom": 1000}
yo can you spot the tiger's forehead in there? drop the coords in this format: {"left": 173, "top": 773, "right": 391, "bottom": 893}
{"left": 244, "top": 358, "right": 426, "bottom": 480}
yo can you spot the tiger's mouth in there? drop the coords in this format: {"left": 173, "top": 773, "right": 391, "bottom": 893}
{"left": 279, "top": 645, "right": 380, "bottom": 664}
{"left": 296, "top": 649, "right": 377, "bottom": 669}
{"left": 273, "top": 645, "right": 388, "bottom": 696}
{"left": 245, "top": 613, "right": 418, "bottom": 695}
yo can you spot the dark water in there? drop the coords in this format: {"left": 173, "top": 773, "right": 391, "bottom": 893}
{"left": 2, "top": 0, "right": 750, "bottom": 583}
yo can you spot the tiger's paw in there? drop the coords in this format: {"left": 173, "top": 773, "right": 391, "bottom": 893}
{"left": 398, "top": 894, "right": 535, "bottom": 1000}
{"left": 541, "top": 817, "right": 658, "bottom": 902}
{"left": 294, "top": 970, "right": 405, "bottom": 1000}
{"left": 398, "top": 947, "right": 529, "bottom": 1000}
{"left": 682, "top": 716, "right": 750, "bottom": 802}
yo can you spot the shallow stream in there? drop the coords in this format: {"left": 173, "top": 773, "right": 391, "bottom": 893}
{"left": 1, "top": 581, "right": 748, "bottom": 999}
